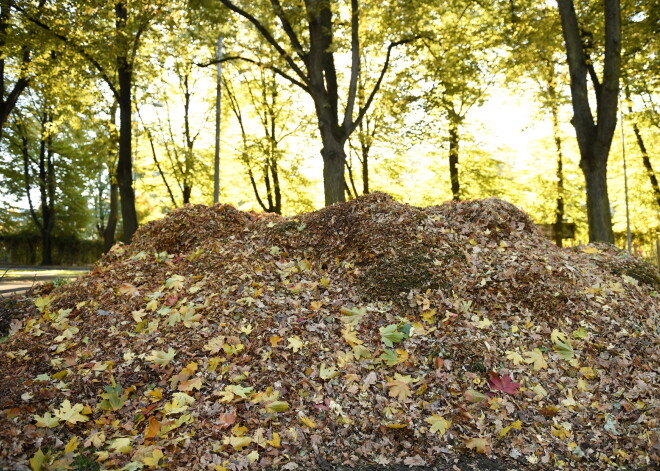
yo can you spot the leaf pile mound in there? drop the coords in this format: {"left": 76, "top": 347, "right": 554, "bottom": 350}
{"left": 0, "top": 192, "right": 658, "bottom": 471}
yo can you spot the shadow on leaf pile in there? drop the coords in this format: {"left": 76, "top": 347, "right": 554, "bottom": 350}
{"left": 0, "top": 192, "right": 658, "bottom": 471}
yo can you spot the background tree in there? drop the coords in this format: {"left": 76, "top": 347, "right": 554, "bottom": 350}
{"left": 213, "top": 0, "right": 414, "bottom": 206}
{"left": 17, "top": 0, "right": 171, "bottom": 242}
{"left": 557, "top": 0, "right": 621, "bottom": 243}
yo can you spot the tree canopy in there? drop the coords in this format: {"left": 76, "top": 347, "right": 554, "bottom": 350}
{"left": 1, "top": 0, "right": 659, "bottom": 265}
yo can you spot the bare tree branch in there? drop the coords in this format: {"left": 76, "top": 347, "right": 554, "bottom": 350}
{"left": 346, "top": 37, "right": 416, "bottom": 138}
{"left": 197, "top": 55, "right": 310, "bottom": 93}
{"left": 342, "top": 0, "right": 360, "bottom": 131}
{"left": 270, "top": 0, "right": 307, "bottom": 63}
{"left": 216, "top": 0, "right": 309, "bottom": 84}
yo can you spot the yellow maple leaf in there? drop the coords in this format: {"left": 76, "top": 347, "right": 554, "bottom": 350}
{"left": 561, "top": 389, "right": 577, "bottom": 407}
{"left": 342, "top": 325, "right": 362, "bottom": 346}
{"left": 204, "top": 336, "right": 225, "bottom": 354}
{"left": 179, "top": 376, "right": 203, "bottom": 392}
{"left": 269, "top": 336, "right": 282, "bottom": 347}
{"left": 425, "top": 414, "right": 451, "bottom": 436}
{"left": 118, "top": 283, "right": 140, "bottom": 297}
{"left": 55, "top": 400, "right": 89, "bottom": 425}
{"left": 505, "top": 350, "right": 524, "bottom": 366}
{"left": 386, "top": 373, "right": 416, "bottom": 401}
{"left": 499, "top": 420, "right": 522, "bottom": 438}
{"left": 223, "top": 436, "right": 252, "bottom": 450}
{"left": 109, "top": 437, "right": 132, "bottom": 453}
{"left": 246, "top": 450, "right": 259, "bottom": 463}
{"left": 523, "top": 348, "right": 548, "bottom": 370}
{"left": 476, "top": 316, "right": 492, "bottom": 329}
{"left": 299, "top": 414, "right": 317, "bottom": 428}
{"left": 421, "top": 309, "right": 436, "bottom": 323}
{"left": 287, "top": 336, "right": 304, "bottom": 353}
{"left": 267, "top": 432, "right": 281, "bottom": 448}
{"left": 143, "top": 449, "right": 164, "bottom": 467}
{"left": 530, "top": 384, "right": 548, "bottom": 400}
{"left": 352, "top": 344, "right": 371, "bottom": 359}
{"left": 551, "top": 424, "right": 572, "bottom": 440}
{"left": 34, "top": 412, "right": 60, "bottom": 428}
{"left": 146, "top": 347, "right": 176, "bottom": 367}
{"left": 581, "top": 246, "right": 600, "bottom": 254}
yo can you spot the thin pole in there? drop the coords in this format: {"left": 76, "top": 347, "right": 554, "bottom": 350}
{"left": 213, "top": 36, "right": 223, "bottom": 204}
{"left": 620, "top": 97, "right": 631, "bottom": 253}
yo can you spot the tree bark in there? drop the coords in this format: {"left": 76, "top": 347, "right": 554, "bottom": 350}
{"left": 557, "top": 0, "right": 620, "bottom": 243}
{"left": 448, "top": 116, "right": 460, "bottom": 201}
{"left": 582, "top": 155, "right": 613, "bottom": 242}
{"left": 549, "top": 76, "right": 565, "bottom": 247}
{"left": 320, "top": 134, "right": 347, "bottom": 206}
{"left": 103, "top": 178, "right": 118, "bottom": 252}
{"left": 115, "top": 1, "right": 138, "bottom": 243}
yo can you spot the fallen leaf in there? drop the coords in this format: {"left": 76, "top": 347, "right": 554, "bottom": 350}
{"left": 523, "top": 349, "right": 548, "bottom": 370}
{"left": 34, "top": 412, "right": 60, "bottom": 428}
{"left": 287, "top": 336, "right": 304, "bottom": 352}
{"left": 54, "top": 400, "right": 89, "bottom": 425}
{"left": 425, "top": 414, "right": 451, "bottom": 436}
{"left": 146, "top": 347, "right": 176, "bottom": 367}
{"left": 488, "top": 372, "right": 520, "bottom": 395}
{"left": 466, "top": 437, "right": 490, "bottom": 454}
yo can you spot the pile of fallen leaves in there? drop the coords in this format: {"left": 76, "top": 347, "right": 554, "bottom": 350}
{"left": 0, "top": 192, "right": 658, "bottom": 471}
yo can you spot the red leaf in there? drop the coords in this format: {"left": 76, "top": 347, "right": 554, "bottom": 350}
{"left": 488, "top": 372, "right": 520, "bottom": 395}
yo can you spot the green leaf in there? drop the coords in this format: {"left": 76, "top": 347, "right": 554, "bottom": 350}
{"left": 554, "top": 340, "right": 575, "bottom": 360}
{"left": 339, "top": 306, "right": 366, "bottom": 326}
{"left": 319, "top": 363, "right": 339, "bottom": 379}
{"left": 29, "top": 448, "right": 46, "bottom": 471}
{"left": 379, "top": 349, "right": 399, "bottom": 366}
{"left": 572, "top": 327, "right": 589, "bottom": 339}
{"left": 99, "top": 383, "right": 127, "bottom": 411}
{"left": 265, "top": 401, "right": 290, "bottom": 413}
{"left": 380, "top": 324, "right": 406, "bottom": 347}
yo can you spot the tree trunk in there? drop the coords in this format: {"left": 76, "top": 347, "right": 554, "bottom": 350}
{"left": 448, "top": 117, "right": 460, "bottom": 201}
{"left": 550, "top": 82, "right": 565, "bottom": 247}
{"left": 557, "top": 0, "right": 620, "bottom": 243}
{"left": 554, "top": 138, "right": 565, "bottom": 248}
{"left": 103, "top": 179, "right": 118, "bottom": 252}
{"left": 115, "top": 1, "right": 138, "bottom": 243}
{"left": 41, "top": 131, "right": 55, "bottom": 265}
{"left": 581, "top": 154, "right": 614, "bottom": 243}
{"left": 361, "top": 143, "right": 369, "bottom": 195}
{"left": 182, "top": 184, "right": 191, "bottom": 205}
{"left": 320, "top": 134, "right": 347, "bottom": 206}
